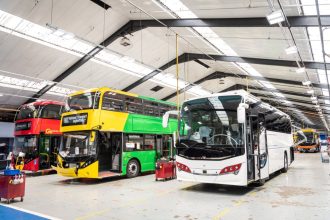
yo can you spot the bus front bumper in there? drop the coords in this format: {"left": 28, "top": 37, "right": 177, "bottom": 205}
{"left": 52, "top": 165, "right": 77, "bottom": 177}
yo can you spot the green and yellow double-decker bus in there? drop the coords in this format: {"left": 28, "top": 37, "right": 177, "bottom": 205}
{"left": 54, "top": 87, "right": 178, "bottom": 179}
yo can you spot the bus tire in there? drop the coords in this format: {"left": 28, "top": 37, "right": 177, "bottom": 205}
{"left": 126, "top": 159, "right": 140, "bottom": 178}
{"left": 282, "top": 153, "right": 288, "bottom": 173}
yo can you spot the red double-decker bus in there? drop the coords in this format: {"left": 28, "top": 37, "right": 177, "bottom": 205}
{"left": 13, "top": 100, "right": 64, "bottom": 172}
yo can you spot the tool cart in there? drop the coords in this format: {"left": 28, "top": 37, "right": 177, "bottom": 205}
{"left": 0, "top": 170, "right": 26, "bottom": 204}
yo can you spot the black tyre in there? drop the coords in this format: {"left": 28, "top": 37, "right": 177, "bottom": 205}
{"left": 282, "top": 153, "right": 288, "bottom": 173}
{"left": 257, "top": 178, "right": 265, "bottom": 186}
{"left": 126, "top": 159, "right": 140, "bottom": 178}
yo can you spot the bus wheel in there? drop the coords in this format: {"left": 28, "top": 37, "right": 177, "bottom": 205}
{"left": 282, "top": 153, "right": 288, "bottom": 173}
{"left": 127, "top": 159, "right": 140, "bottom": 178}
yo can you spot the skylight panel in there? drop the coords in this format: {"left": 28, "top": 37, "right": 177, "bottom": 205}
{"left": 159, "top": 0, "right": 197, "bottom": 18}
{"left": 0, "top": 74, "right": 75, "bottom": 97}
{"left": 187, "top": 85, "right": 211, "bottom": 96}
{"left": 322, "top": 88, "right": 329, "bottom": 96}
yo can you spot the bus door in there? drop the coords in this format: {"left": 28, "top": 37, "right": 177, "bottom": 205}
{"left": 110, "top": 132, "right": 122, "bottom": 172}
{"left": 253, "top": 114, "right": 269, "bottom": 181}
{"left": 247, "top": 115, "right": 256, "bottom": 182}
{"left": 98, "top": 132, "right": 112, "bottom": 172}
{"left": 156, "top": 135, "right": 173, "bottom": 159}
{"left": 40, "top": 135, "right": 61, "bottom": 169}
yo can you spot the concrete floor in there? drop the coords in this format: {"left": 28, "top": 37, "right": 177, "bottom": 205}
{"left": 4, "top": 153, "right": 330, "bottom": 220}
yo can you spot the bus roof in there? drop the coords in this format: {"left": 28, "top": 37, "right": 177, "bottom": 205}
{"left": 22, "top": 100, "right": 65, "bottom": 107}
{"left": 68, "top": 87, "right": 176, "bottom": 106}
{"left": 184, "top": 89, "right": 290, "bottom": 119}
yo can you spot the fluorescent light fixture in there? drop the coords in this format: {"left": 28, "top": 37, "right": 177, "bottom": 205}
{"left": 307, "top": 89, "right": 314, "bottom": 94}
{"left": 296, "top": 67, "right": 305, "bottom": 73}
{"left": 0, "top": 74, "right": 75, "bottom": 96}
{"left": 302, "top": 80, "right": 311, "bottom": 86}
{"left": 315, "top": 105, "right": 320, "bottom": 108}
{"left": 312, "top": 100, "right": 318, "bottom": 104}
{"left": 285, "top": 46, "right": 298, "bottom": 55}
{"left": 311, "top": 96, "right": 317, "bottom": 101}
{"left": 266, "top": 10, "right": 285, "bottom": 25}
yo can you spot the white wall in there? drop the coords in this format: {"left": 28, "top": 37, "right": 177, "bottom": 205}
{"left": 0, "top": 122, "right": 14, "bottom": 138}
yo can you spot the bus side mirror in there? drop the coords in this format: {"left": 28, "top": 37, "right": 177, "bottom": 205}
{"left": 237, "top": 103, "right": 248, "bottom": 124}
{"left": 162, "top": 110, "right": 179, "bottom": 128}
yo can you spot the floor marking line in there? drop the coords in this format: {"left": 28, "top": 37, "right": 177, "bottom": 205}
{"left": 0, "top": 204, "right": 61, "bottom": 220}
{"left": 75, "top": 183, "right": 193, "bottom": 220}
{"left": 211, "top": 188, "right": 261, "bottom": 220}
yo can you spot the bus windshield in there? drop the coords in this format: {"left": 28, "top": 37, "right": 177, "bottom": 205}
{"left": 59, "top": 131, "right": 96, "bottom": 159}
{"left": 179, "top": 95, "right": 244, "bottom": 159}
{"left": 13, "top": 136, "right": 38, "bottom": 157}
{"left": 16, "top": 105, "right": 39, "bottom": 120}
{"left": 66, "top": 92, "right": 100, "bottom": 111}
{"left": 301, "top": 132, "right": 316, "bottom": 145}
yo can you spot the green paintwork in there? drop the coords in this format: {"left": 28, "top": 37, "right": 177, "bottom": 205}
{"left": 123, "top": 114, "right": 177, "bottom": 134}
{"left": 121, "top": 151, "right": 156, "bottom": 175}
{"left": 120, "top": 113, "right": 178, "bottom": 176}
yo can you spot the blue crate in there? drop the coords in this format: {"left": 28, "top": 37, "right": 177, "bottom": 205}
{"left": 4, "top": 169, "right": 21, "bottom": 176}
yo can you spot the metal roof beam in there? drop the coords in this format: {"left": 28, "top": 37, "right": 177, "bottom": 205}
{"left": 122, "top": 54, "right": 187, "bottom": 92}
{"left": 131, "top": 16, "right": 330, "bottom": 28}
{"left": 185, "top": 53, "right": 330, "bottom": 70}
{"left": 24, "top": 21, "right": 141, "bottom": 104}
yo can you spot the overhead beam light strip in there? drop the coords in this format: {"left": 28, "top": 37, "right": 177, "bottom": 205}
{"left": 0, "top": 74, "right": 75, "bottom": 97}
{"left": 0, "top": 9, "right": 210, "bottom": 97}
{"left": 301, "top": 0, "right": 330, "bottom": 130}
{"left": 156, "top": 0, "right": 313, "bottom": 125}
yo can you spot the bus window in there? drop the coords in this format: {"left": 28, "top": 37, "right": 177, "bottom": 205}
{"left": 67, "top": 92, "right": 100, "bottom": 110}
{"left": 16, "top": 105, "right": 39, "bottom": 120}
{"left": 39, "top": 104, "right": 62, "bottom": 119}
{"left": 102, "top": 92, "right": 124, "bottom": 111}
{"left": 124, "top": 134, "right": 143, "bottom": 151}
{"left": 144, "top": 135, "right": 155, "bottom": 150}
{"left": 143, "top": 101, "right": 159, "bottom": 116}
{"left": 125, "top": 97, "right": 143, "bottom": 114}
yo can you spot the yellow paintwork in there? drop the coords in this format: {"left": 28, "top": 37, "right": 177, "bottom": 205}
{"left": 61, "top": 87, "right": 135, "bottom": 133}
{"left": 99, "top": 111, "right": 129, "bottom": 131}
{"left": 68, "top": 87, "right": 138, "bottom": 98}
{"left": 55, "top": 155, "right": 100, "bottom": 178}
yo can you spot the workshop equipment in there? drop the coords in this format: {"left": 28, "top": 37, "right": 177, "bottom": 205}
{"left": 155, "top": 159, "right": 176, "bottom": 181}
{"left": 0, "top": 172, "right": 25, "bottom": 204}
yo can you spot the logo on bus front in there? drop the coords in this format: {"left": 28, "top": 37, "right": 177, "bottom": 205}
{"left": 62, "top": 113, "right": 88, "bottom": 126}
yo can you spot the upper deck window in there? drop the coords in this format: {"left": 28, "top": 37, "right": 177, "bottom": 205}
{"left": 66, "top": 92, "right": 100, "bottom": 111}
{"left": 16, "top": 105, "right": 39, "bottom": 120}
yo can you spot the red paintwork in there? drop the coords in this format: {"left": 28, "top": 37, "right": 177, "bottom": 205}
{"left": 15, "top": 118, "right": 62, "bottom": 136}
{"left": 155, "top": 160, "right": 176, "bottom": 180}
{"left": 15, "top": 101, "right": 65, "bottom": 136}
{"left": 0, "top": 174, "right": 26, "bottom": 202}
{"left": 13, "top": 100, "right": 64, "bottom": 172}
{"left": 23, "top": 158, "right": 39, "bottom": 172}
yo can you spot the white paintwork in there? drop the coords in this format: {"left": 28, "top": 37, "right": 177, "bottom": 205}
{"left": 176, "top": 155, "right": 248, "bottom": 186}
{"left": 176, "top": 91, "right": 293, "bottom": 186}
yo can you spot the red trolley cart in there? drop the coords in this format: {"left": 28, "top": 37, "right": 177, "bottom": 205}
{"left": 0, "top": 172, "right": 26, "bottom": 204}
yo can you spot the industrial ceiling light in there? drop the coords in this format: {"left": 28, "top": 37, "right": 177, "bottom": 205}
{"left": 307, "top": 89, "right": 314, "bottom": 94}
{"left": 315, "top": 105, "right": 320, "bottom": 108}
{"left": 302, "top": 80, "right": 311, "bottom": 86}
{"left": 120, "top": 36, "right": 131, "bottom": 47}
{"left": 285, "top": 46, "right": 298, "bottom": 55}
{"left": 311, "top": 96, "right": 317, "bottom": 101}
{"left": 266, "top": 10, "right": 285, "bottom": 25}
{"left": 296, "top": 67, "right": 305, "bottom": 73}
{"left": 46, "top": 23, "right": 75, "bottom": 39}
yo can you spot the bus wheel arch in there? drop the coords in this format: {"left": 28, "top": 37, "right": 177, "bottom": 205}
{"left": 282, "top": 151, "right": 288, "bottom": 173}
{"left": 126, "top": 158, "right": 141, "bottom": 178}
